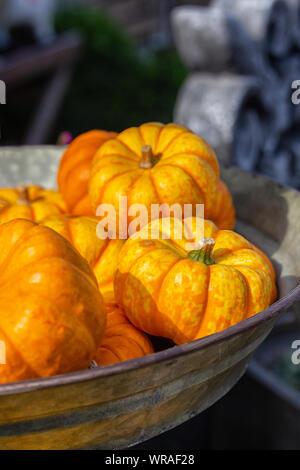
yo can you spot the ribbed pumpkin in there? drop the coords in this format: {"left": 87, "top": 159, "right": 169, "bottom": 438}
{"left": 213, "top": 180, "right": 235, "bottom": 230}
{"left": 115, "top": 217, "right": 277, "bottom": 345}
{"left": 94, "top": 303, "right": 154, "bottom": 367}
{"left": 0, "top": 185, "right": 66, "bottom": 224}
{"left": 0, "top": 219, "right": 106, "bottom": 384}
{"left": 41, "top": 214, "right": 125, "bottom": 302}
{"left": 58, "top": 130, "right": 117, "bottom": 216}
{"left": 89, "top": 122, "right": 235, "bottom": 234}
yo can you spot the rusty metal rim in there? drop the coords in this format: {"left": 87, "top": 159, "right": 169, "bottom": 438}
{"left": 0, "top": 286, "right": 299, "bottom": 396}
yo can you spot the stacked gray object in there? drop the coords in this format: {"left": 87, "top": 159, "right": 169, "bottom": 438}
{"left": 172, "top": 0, "right": 300, "bottom": 188}
{"left": 213, "top": 0, "right": 292, "bottom": 58}
{"left": 172, "top": 7, "right": 231, "bottom": 72}
{"left": 174, "top": 74, "right": 262, "bottom": 168}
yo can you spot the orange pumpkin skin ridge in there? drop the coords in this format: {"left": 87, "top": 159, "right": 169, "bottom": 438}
{"left": 0, "top": 219, "right": 106, "bottom": 384}
{"left": 89, "top": 123, "right": 235, "bottom": 234}
{"left": 94, "top": 303, "right": 154, "bottom": 367}
{"left": 114, "top": 217, "right": 277, "bottom": 345}
{"left": 0, "top": 185, "right": 66, "bottom": 224}
{"left": 213, "top": 181, "right": 235, "bottom": 230}
{"left": 41, "top": 215, "right": 125, "bottom": 302}
{"left": 58, "top": 130, "right": 117, "bottom": 216}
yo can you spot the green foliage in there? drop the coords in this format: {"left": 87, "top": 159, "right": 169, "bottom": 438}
{"left": 54, "top": 4, "right": 187, "bottom": 138}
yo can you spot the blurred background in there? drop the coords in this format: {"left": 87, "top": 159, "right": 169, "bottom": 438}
{"left": 0, "top": 0, "right": 300, "bottom": 450}
{"left": 0, "top": 0, "right": 193, "bottom": 145}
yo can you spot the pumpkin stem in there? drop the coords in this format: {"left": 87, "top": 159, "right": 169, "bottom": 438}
{"left": 89, "top": 360, "right": 99, "bottom": 369}
{"left": 17, "top": 185, "right": 30, "bottom": 203}
{"left": 139, "top": 145, "right": 154, "bottom": 169}
{"left": 188, "top": 238, "right": 215, "bottom": 265}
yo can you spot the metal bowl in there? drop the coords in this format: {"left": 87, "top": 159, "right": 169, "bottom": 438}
{"left": 0, "top": 146, "right": 299, "bottom": 450}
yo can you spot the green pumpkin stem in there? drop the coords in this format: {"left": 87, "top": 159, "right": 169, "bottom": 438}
{"left": 188, "top": 238, "right": 215, "bottom": 265}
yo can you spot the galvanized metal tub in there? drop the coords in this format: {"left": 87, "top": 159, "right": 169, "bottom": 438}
{"left": 0, "top": 146, "right": 299, "bottom": 450}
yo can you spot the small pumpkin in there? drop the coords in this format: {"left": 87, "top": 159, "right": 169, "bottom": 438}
{"left": 0, "top": 185, "right": 66, "bottom": 224}
{"left": 94, "top": 303, "right": 154, "bottom": 367}
{"left": 41, "top": 214, "right": 125, "bottom": 302}
{"left": 115, "top": 217, "right": 277, "bottom": 345}
{"left": 213, "top": 180, "right": 235, "bottom": 230}
{"left": 89, "top": 122, "right": 235, "bottom": 234}
{"left": 0, "top": 219, "right": 106, "bottom": 384}
{"left": 58, "top": 130, "right": 117, "bottom": 216}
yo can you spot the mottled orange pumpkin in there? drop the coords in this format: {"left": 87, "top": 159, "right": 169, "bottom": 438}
{"left": 0, "top": 185, "right": 66, "bottom": 224}
{"left": 89, "top": 123, "right": 235, "bottom": 234}
{"left": 0, "top": 219, "right": 106, "bottom": 384}
{"left": 115, "top": 217, "right": 277, "bottom": 345}
{"left": 58, "top": 130, "right": 117, "bottom": 216}
{"left": 213, "top": 180, "right": 235, "bottom": 230}
{"left": 94, "top": 303, "right": 154, "bottom": 367}
{"left": 41, "top": 214, "right": 125, "bottom": 302}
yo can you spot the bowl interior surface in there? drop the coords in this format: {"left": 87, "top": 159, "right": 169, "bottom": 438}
{"left": 0, "top": 147, "right": 299, "bottom": 449}
{"left": 0, "top": 148, "right": 297, "bottom": 392}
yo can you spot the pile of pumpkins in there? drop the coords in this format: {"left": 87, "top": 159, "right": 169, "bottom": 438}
{"left": 0, "top": 123, "right": 277, "bottom": 384}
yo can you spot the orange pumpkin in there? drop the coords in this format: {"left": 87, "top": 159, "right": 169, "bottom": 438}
{"left": 0, "top": 185, "right": 66, "bottom": 224}
{"left": 41, "top": 214, "right": 125, "bottom": 302}
{"left": 213, "top": 180, "right": 235, "bottom": 230}
{"left": 58, "top": 130, "right": 117, "bottom": 216}
{"left": 89, "top": 122, "right": 235, "bottom": 234}
{"left": 94, "top": 303, "right": 154, "bottom": 367}
{"left": 115, "top": 217, "right": 277, "bottom": 345}
{"left": 0, "top": 219, "right": 106, "bottom": 384}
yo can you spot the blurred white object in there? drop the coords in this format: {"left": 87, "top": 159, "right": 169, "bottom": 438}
{"left": 0, "top": 0, "right": 59, "bottom": 47}
{"left": 212, "top": 0, "right": 291, "bottom": 58}
{"left": 174, "top": 73, "right": 261, "bottom": 166}
{"left": 171, "top": 6, "right": 231, "bottom": 72}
